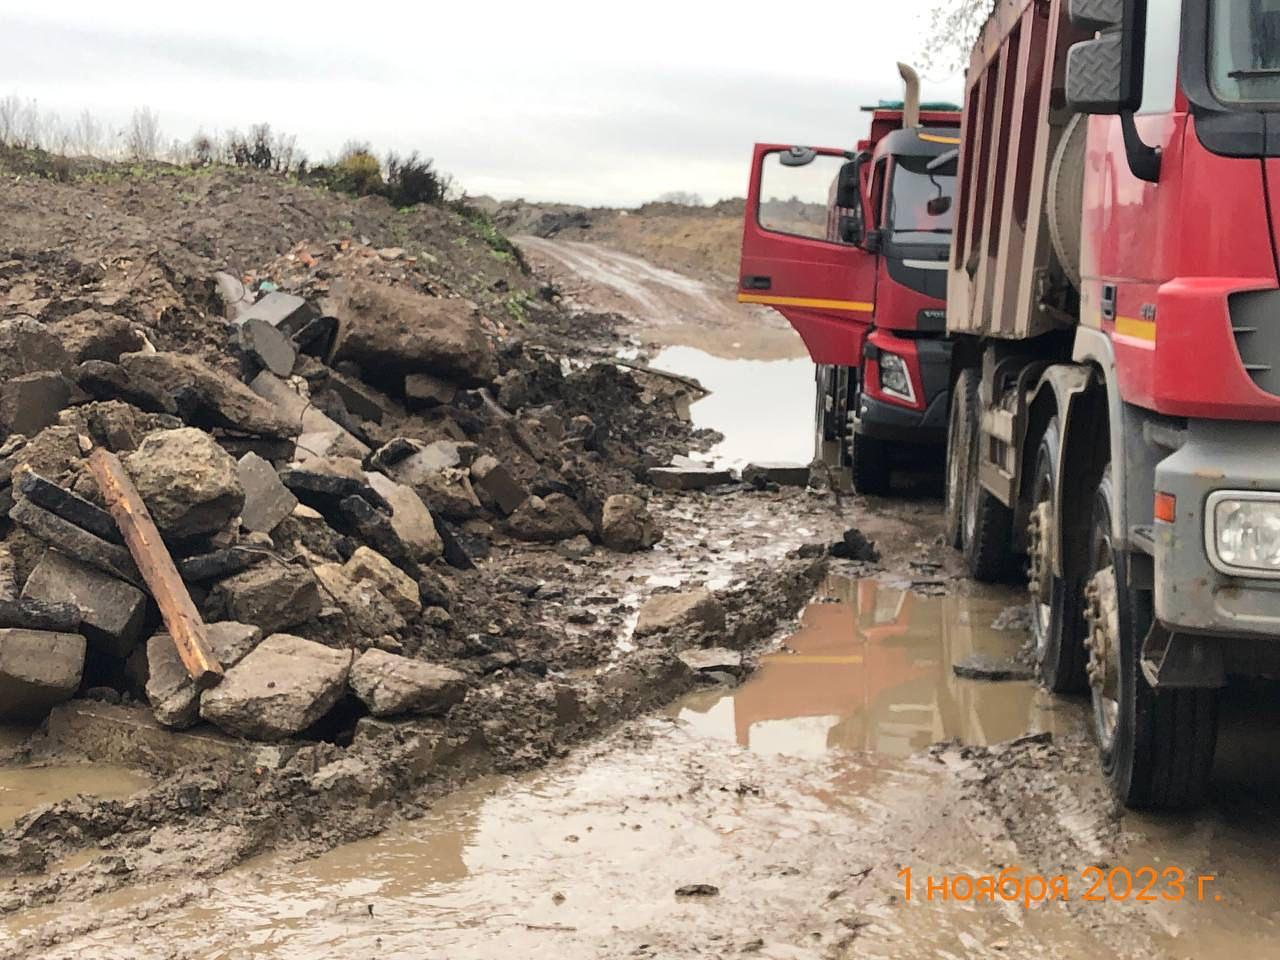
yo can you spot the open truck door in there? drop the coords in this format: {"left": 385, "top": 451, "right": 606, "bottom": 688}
{"left": 738, "top": 144, "right": 878, "bottom": 368}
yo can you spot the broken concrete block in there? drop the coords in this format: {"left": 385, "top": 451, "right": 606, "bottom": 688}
{"left": 22, "top": 549, "right": 147, "bottom": 658}
{"left": 600, "top": 494, "right": 663, "bottom": 552}
{"left": 239, "top": 291, "right": 316, "bottom": 335}
{"left": 348, "top": 649, "right": 466, "bottom": 718}
{"left": 0, "top": 543, "right": 14, "bottom": 602}
{"left": 205, "top": 560, "right": 322, "bottom": 634}
{"left": 146, "top": 622, "right": 264, "bottom": 728}
{"left": 9, "top": 498, "right": 141, "bottom": 586}
{"left": 0, "top": 316, "right": 70, "bottom": 381}
{"left": 125, "top": 428, "right": 246, "bottom": 541}
{"left": 470, "top": 455, "right": 528, "bottom": 516}
{"left": 647, "top": 465, "right": 735, "bottom": 491}
{"left": 331, "top": 279, "right": 497, "bottom": 388}
{"left": 279, "top": 465, "right": 390, "bottom": 517}
{"left": 635, "top": 588, "right": 726, "bottom": 638}
{"left": 176, "top": 546, "right": 267, "bottom": 583}
{"left": 120, "top": 352, "right": 298, "bottom": 438}
{"left": 50, "top": 310, "right": 147, "bottom": 364}
{"left": 742, "top": 462, "right": 812, "bottom": 488}
{"left": 237, "top": 452, "right": 297, "bottom": 533}
{"left": 0, "top": 372, "right": 72, "bottom": 438}
{"left": 404, "top": 372, "right": 457, "bottom": 408}
{"left": 363, "top": 472, "right": 443, "bottom": 562}
{"left": 238, "top": 317, "right": 297, "bottom": 378}
{"left": 0, "top": 597, "right": 81, "bottom": 632}
{"left": 678, "top": 647, "right": 743, "bottom": 677}
{"left": 325, "top": 371, "right": 388, "bottom": 424}
{"left": 313, "top": 562, "right": 407, "bottom": 637}
{"left": 0, "top": 628, "right": 86, "bottom": 722}
{"left": 507, "top": 494, "right": 592, "bottom": 543}
{"left": 199, "top": 634, "right": 353, "bottom": 740}
{"left": 15, "top": 470, "right": 122, "bottom": 544}
{"left": 249, "top": 371, "right": 369, "bottom": 463}
{"left": 345, "top": 546, "right": 421, "bottom": 619}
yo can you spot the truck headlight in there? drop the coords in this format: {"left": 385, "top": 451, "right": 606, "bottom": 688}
{"left": 878, "top": 353, "right": 915, "bottom": 403}
{"left": 1208, "top": 492, "right": 1280, "bottom": 576}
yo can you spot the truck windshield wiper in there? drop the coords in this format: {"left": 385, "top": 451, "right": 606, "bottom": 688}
{"left": 1228, "top": 68, "right": 1280, "bottom": 78}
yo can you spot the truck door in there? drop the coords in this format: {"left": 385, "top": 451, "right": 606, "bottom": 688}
{"left": 739, "top": 144, "right": 879, "bottom": 367}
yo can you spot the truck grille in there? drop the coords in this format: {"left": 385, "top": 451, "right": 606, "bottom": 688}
{"left": 1229, "top": 291, "right": 1280, "bottom": 396}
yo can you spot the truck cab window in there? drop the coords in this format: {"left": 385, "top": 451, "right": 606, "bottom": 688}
{"left": 756, "top": 151, "right": 847, "bottom": 241}
{"left": 886, "top": 155, "right": 955, "bottom": 244}
{"left": 1211, "top": 0, "right": 1280, "bottom": 103}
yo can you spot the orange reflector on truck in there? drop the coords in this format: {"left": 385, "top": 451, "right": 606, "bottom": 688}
{"left": 1155, "top": 492, "right": 1176, "bottom": 523}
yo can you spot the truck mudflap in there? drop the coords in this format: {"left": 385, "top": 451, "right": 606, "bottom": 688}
{"left": 1153, "top": 419, "right": 1280, "bottom": 640}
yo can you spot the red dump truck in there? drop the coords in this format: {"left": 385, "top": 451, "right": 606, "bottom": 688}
{"left": 945, "top": 0, "right": 1280, "bottom": 807}
{"left": 738, "top": 68, "right": 961, "bottom": 493}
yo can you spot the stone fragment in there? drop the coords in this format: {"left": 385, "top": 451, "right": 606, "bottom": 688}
{"left": 742, "top": 462, "right": 811, "bottom": 488}
{"left": 348, "top": 649, "right": 466, "bottom": 718}
{"left": 176, "top": 546, "right": 267, "bottom": 583}
{"left": 22, "top": 549, "right": 146, "bottom": 658}
{"left": 238, "top": 317, "right": 296, "bottom": 377}
{"left": 50, "top": 310, "right": 147, "bottom": 364}
{"left": 325, "top": 371, "right": 388, "bottom": 424}
{"left": 829, "top": 528, "right": 879, "bottom": 562}
{"left": 239, "top": 291, "right": 316, "bottom": 335}
{"left": 0, "top": 543, "right": 14, "bottom": 602}
{"left": 214, "top": 271, "right": 252, "bottom": 321}
{"left": 404, "top": 372, "right": 457, "bottom": 408}
{"left": 8, "top": 498, "right": 141, "bottom": 586}
{"left": 0, "top": 628, "right": 85, "bottom": 722}
{"left": 677, "top": 647, "right": 743, "bottom": 677}
{"left": 469, "top": 455, "right": 528, "bottom": 516}
{"left": 279, "top": 464, "right": 389, "bottom": 517}
{"left": 124, "top": 428, "right": 245, "bottom": 540}
{"left": 313, "top": 562, "right": 407, "bottom": 637}
{"left": 146, "top": 622, "right": 263, "bottom": 728}
{"left": 120, "top": 352, "right": 297, "bottom": 438}
{"left": 952, "top": 654, "right": 1035, "bottom": 682}
{"left": 634, "top": 588, "right": 726, "bottom": 638}
{"left": 15, "top": 470, "right": 122, "bottom": 544}
{"left": 647, "top": 465, "right": 735, "bottom": 491}
{"left": 237, "top": 452, "right": 297, "bottom": 533}
{"left": 337, "top": 495, "right": 421, "bottom": 576}
{"left": 600, "top": 494, "right": 662, "bottom": 552}
{"left": 248, "top": 371, "right": 369, "bottom": 463}
{"left": 507, "top": 494, "right": 592, "bottom": 543}
{"left": 0, "top": 372, "right": 71, "bottom": 437}
{"left": 199, "top": 634, "right": 352, "bottom": 740}
{"left": 345, "top": 546, "right": 421, "bottom": 618}
{"left": 0, "top": 316, "right": 70, "bottom": 380}
{"left": 204, "top": 560, "right": 321, "bottom": 634}
{"left": 0, "top": 597, "right": 83, "bottom": 632}
{"left": 363, "top": 472, "right": 443, "bottom": 562}
{"left": 331, "top": 279, "right": 497, "bottom": 388}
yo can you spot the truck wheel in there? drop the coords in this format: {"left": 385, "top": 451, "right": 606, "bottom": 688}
{"left": 944, "top": 369, "right": 976, "bottom": 549}
{"left": 1084, "top": 467, "right": 1218, "bottom": 809}
{"left": 1028, "top": 417, "right": 1087, "bottom": 693}
{"left": 962, "top": 376, "right": 1014, "bottom": 582}
{"left": 851, "top": 432, "right": 891, "bottom": 495}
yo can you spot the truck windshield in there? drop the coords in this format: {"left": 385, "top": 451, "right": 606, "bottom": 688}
{"left": 887, "top": 155, "right": 954, "bottom": 244}
{"left": 1211, "top": 0, "right": 1280, "bottom": 103}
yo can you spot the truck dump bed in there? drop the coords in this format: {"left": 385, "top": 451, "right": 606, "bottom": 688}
{"left": 947, "top": 0, "right": 1082, "bottom": 340}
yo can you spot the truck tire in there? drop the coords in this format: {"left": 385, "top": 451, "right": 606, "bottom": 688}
{"left": 1086, "top": 467, "right": 1218, "bottom": 809}
{"left": 962, "top": 375, "right": 1014, "bottom": 581}
{"left": 851, "top": 432, "right": 891, "bottom": 495}
{"left": 944, "top": 369, "right": 976, "bottom": 549}
{"left": 1029, "top": 417, "right": 1088, "bottom": 693}
{"left": 814, "top": 365, "right": 836, "bottom": 465}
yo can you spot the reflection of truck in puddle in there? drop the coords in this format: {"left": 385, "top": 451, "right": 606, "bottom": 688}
{"left": 680, "top": 578, "right": 1039, "bottom": 757}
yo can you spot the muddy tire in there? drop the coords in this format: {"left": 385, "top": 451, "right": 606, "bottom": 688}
{"left": 814, "top": 365, "right": 836, "bottom": 465}
{"left": 961, "top": 374, "right": 1014, "bottom": 582}
{"left": 944, "top": 370, "right": 976, "bottom": 549}
{"left": 851, "top": 432, "right": 891, "bottom": 495}
{"left": 1029, "top": 417, "right": 1087, "bottom": 693}
{"left": 1087, "top": 468, "right": 1219, "bottom": 809}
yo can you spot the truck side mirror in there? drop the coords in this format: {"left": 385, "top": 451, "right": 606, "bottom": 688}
{"left": 1064, "top": 0, "right": 1160, "bottom": 181}
{"left": 835, "top": 158, "right": 863, "bottom": 209}
{"left": 863, "top": 229, "right": 883, "bottom": 255}
{"left": 838, "top": 214, "right": 863, "bottom": 245}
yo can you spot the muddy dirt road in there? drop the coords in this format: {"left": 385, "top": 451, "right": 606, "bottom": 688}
{"left": 7, "top": 229, "right": 1280, "bottom": 959}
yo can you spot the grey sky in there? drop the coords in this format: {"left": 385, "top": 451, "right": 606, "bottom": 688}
{"left": 0, "top": 1, "right": 963, "bottom": 207}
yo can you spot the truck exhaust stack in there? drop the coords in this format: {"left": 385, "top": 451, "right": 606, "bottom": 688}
{"left": 897, "top": 63, "right": 920, "bottom": 129}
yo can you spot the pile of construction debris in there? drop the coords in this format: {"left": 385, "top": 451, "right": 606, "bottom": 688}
{"left": 0, "top": 264, "right": 676, "bottom": 743}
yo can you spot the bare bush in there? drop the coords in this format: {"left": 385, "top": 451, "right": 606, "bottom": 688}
{"left": 922, "top": 0, "right": 995, "bottom": 73}
{"left": 125, "top": 107, "right": 162, "bottom": 160}
{"left": 656, "top": 191, "right": 704, "bottom": 206}
{"left": 71, "top": 109, "right": 103, "bottom": 156}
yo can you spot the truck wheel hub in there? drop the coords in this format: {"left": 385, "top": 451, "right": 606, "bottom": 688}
{"left": 1027, "top": 501, "right": 1053, "bottom": 605}
{"left": 1083, "top": 568, "right": 1122, "bottom": 744}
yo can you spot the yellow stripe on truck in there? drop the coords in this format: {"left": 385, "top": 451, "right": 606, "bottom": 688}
{"left": 738, "top": 292, "right": 874, "bottom": 313}
{"left": 919, "top": 133, "right": 961, "bottom": 145}
{"left": 1114, "top": 316, "right": 1156, "bottom": 341}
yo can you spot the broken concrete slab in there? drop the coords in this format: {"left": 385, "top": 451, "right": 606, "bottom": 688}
{"left": 345, "top": 546, "right": 421, "bottom": 618}
{"left": 600, "top": 494, "right": 662, "bottom": 552}
{"left": 15, "top": 469, "right": 123, "bottom": 544}
{"left": 363, "top": 471, "right": 443, "bottom": 563}
{"left": 238, "top": 317, "right": 296, "bottom": 378}
{"left": 0, "top": 598, "right": 82, "bottom": 632}
{"left": 49, "top": 310, "right": 148, "bottom": 364}
{"left": 146, "top": 621, "right": 264, "bottom": 728}
{"left": 647, "top": 465, "right": 735, "bottom": 492}
{"left": 239, "top": 290, "right": 316, "bottom": 335}
{"left": 313, "top": 562, "right": 407, "bottom": 637}
{"left": 0, "top": 628, "right": 86, "bottom": 722}
{"left": 470, "top": 455, "right": 528, "bottom": 517}
{"left": 0, "top": 372, "right": 71, "bottom": 437}
{"left": 324, "top": 371, "right": 388, "bottom": 424}
{"left": 0, "top": 316, "right": 70, "bottom": 380}
{"left": 204, "top": 560, "right": 322, "bottom": 634}
{"left": 249, "top": 371, "right": 369, "bottom": 463}
{"left": 120, "top": 352, "right": 298, "bottom": 438}
{"left": 507, "top": 493, "right": 592, "bottom": 543}
{"left": 404, "top": 372, "right": 457, "bottom": 408}
{"left": 9, "top": 498, "right": 141, "bottom": 586}
{"left": 237, "top": 452, "right": 297, "bottom": 533}
{"left": 742, "top": 462, "right": 812, "bottom": 488}
{"left": 677, "top": 647, "right": 743, "bottom": 677}
{"left": 279, "top": 465, "right": 390, "bottom": 518}
{"left": 124, "top": 428, "right": 245, "bottom": 541}
{"left": 635, "top": 588, "right": 726, "bottom": 638}
{"left": 176, "top": 546, "right": 267, "bottom": 583}
{"left": 348, "top": 649, "right": 466, "bottom": 718}
{"left": 200, "top": 634, "right": 353, "bottom": 740}
{"left": 331, "top": 279, "right": 497, "bottom": 388}
{"left": 22, "top": 549, "right": 146, "bottom": 658}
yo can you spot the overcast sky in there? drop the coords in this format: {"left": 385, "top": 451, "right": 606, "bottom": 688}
{"left": 0, "top": 2, "right": 963, "bottom": 207}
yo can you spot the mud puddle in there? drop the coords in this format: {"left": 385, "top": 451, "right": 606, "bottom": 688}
{"left": 0, "top": 765, "right": 152, "bottom": 829}
{"left": 677, "top": 574, "right": 1057, "bottom": 757}
{"left": 650, "top": 345, "right": 814, "bottom": 468}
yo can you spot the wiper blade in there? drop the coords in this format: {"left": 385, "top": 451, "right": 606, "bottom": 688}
{"left": 1229, "top": 68, "right": 1280, "bottom": 78}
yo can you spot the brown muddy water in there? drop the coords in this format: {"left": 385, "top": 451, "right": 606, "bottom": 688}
{"left": 0, "top": 765, "right": 152, "bottom": 830}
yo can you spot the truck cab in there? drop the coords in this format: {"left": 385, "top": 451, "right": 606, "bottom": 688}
{"left": 737, "top": 75, "right": 960, "bottom": 493}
